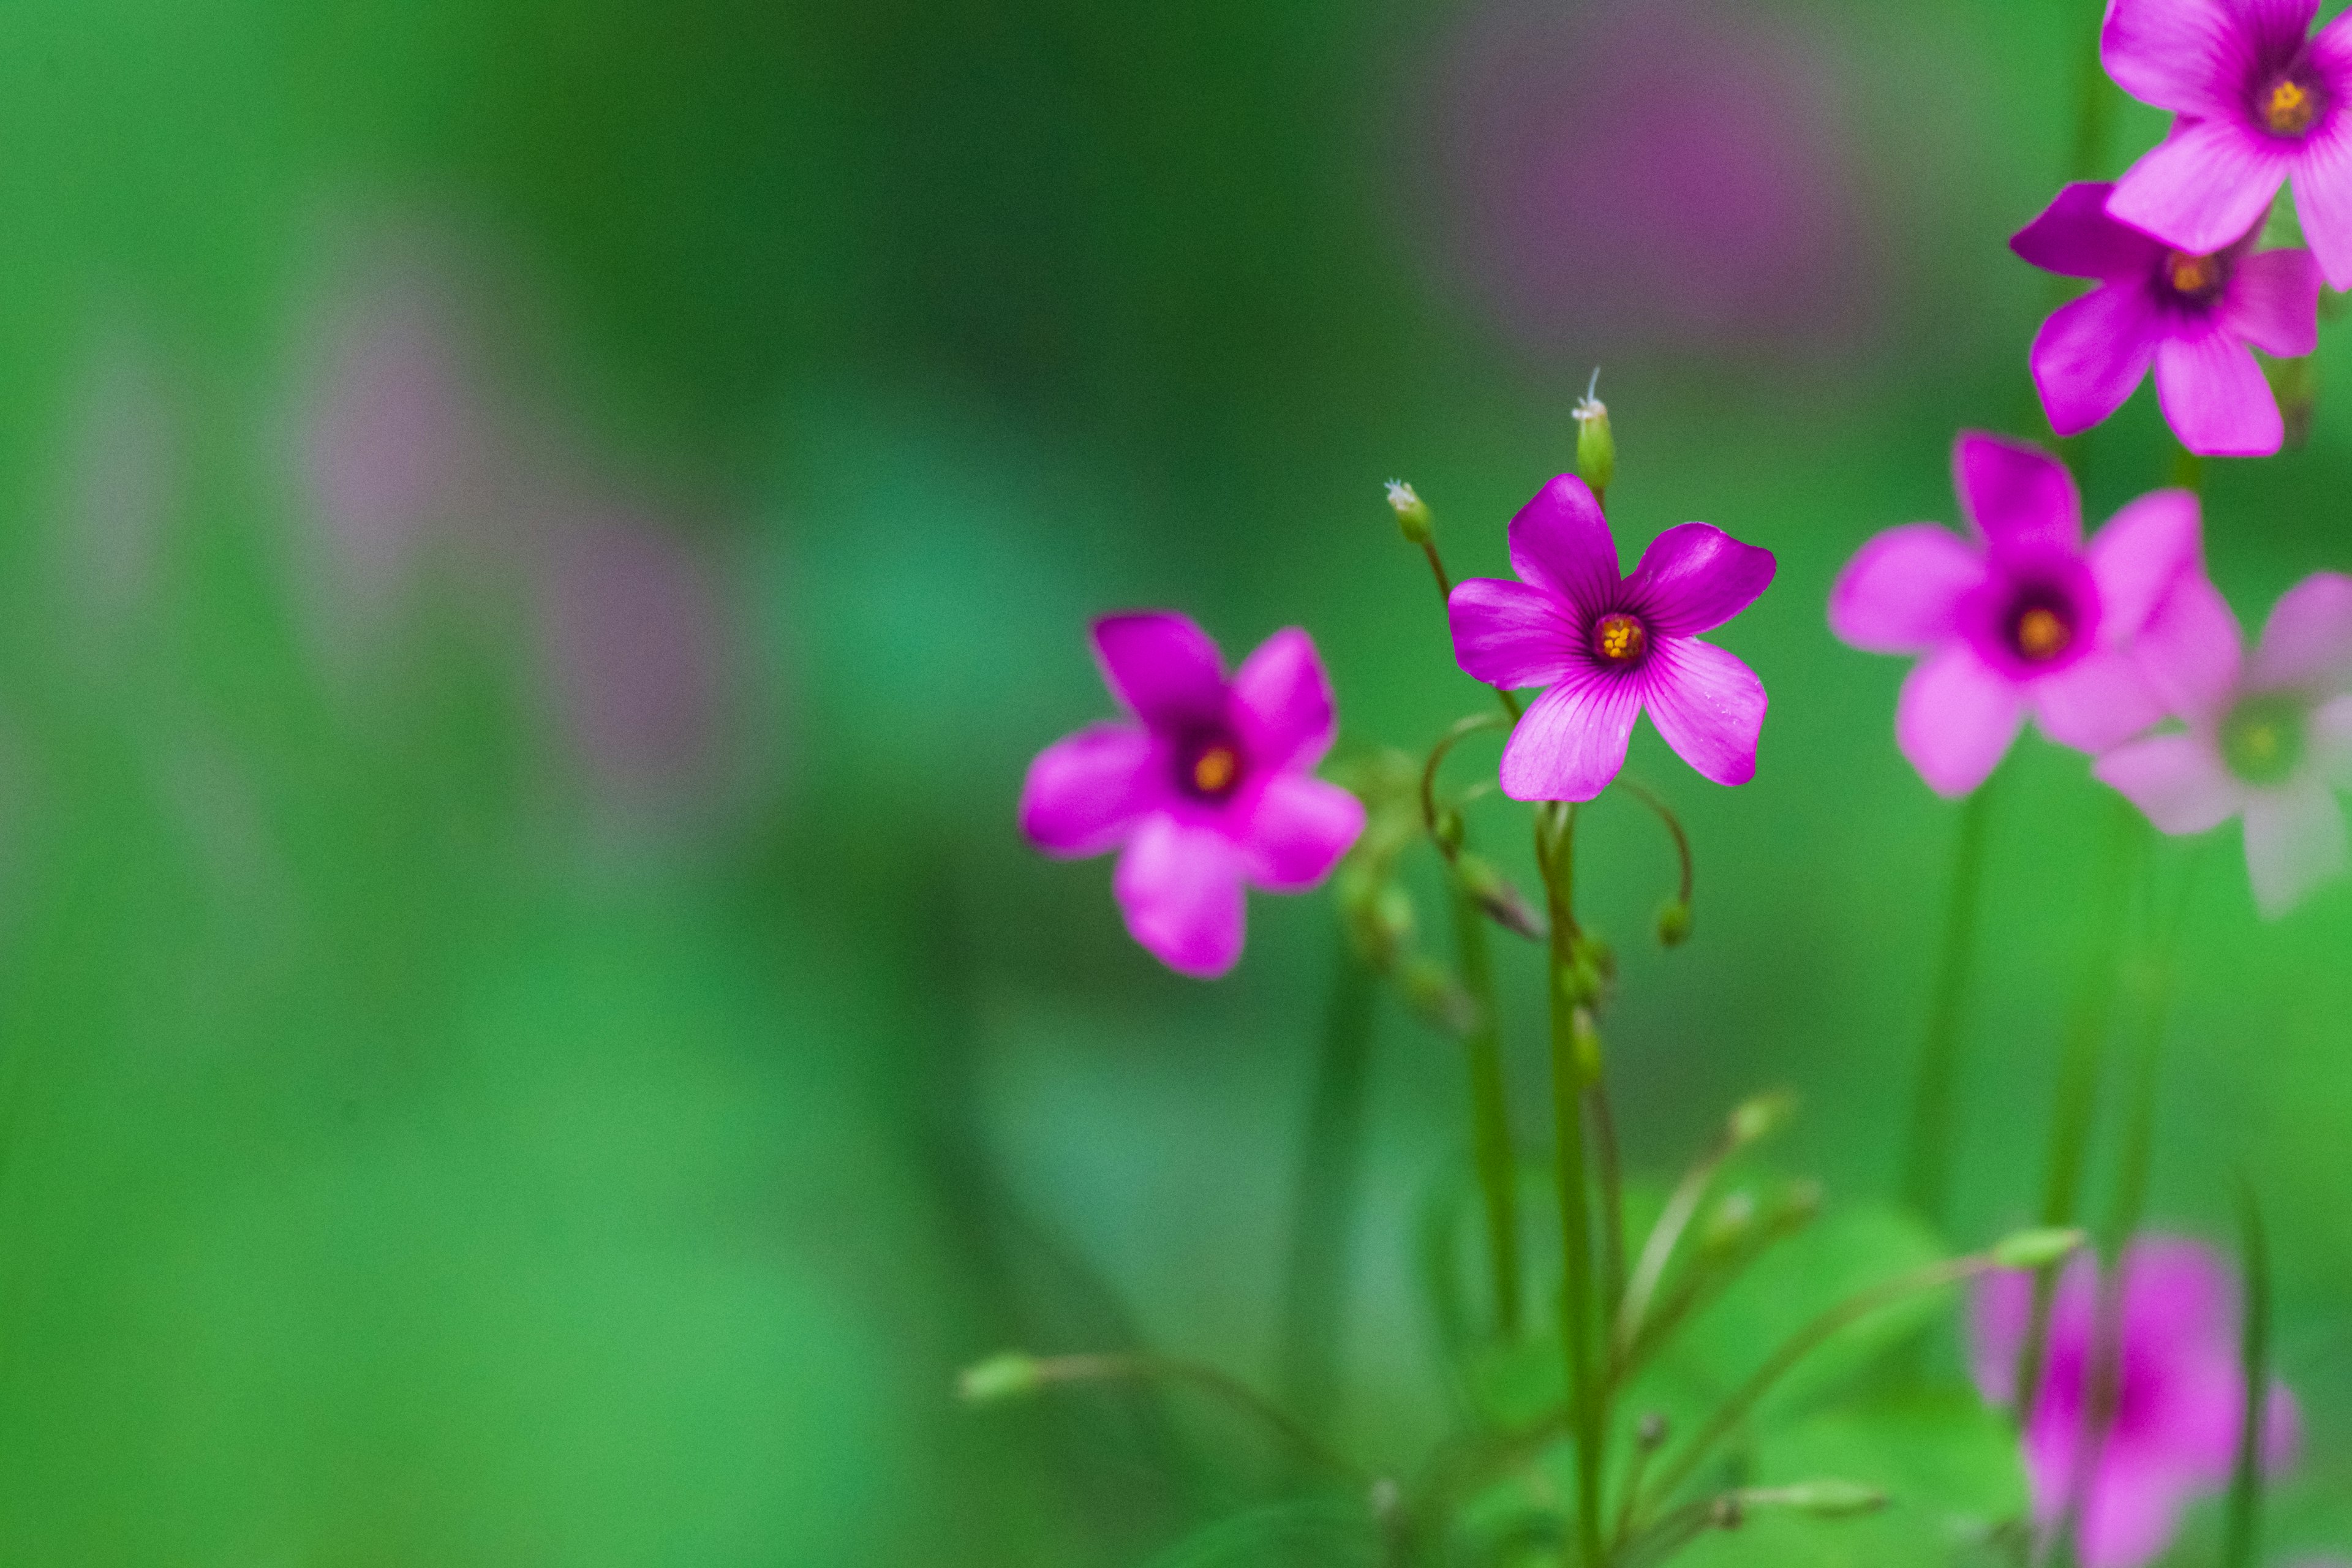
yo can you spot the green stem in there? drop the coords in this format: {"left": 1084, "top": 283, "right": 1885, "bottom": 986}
{"left": 1452, "top": 874, "right": 1521, "bottom": 1339}
{"left": 1276, "top": 943, "right": 1380, "bottom": 1438}
{"left": 2065, "top": 0, "right": 2115, "bottom": 184}
{"left": 1901, "top": 775, "right": 1996, "bottom": 1227}
{"left": 1540, "top": 804, "right": 1605, "bottom": 1567}
{"left": 2222, "top": 1181, "right": 2273, "bottom": 1568}
{"left": 1022, "top": 1353, "right": 1365, "bottom": 1486}
{"left": 1589, "top": 1077, "right": 1629, "bottom": 1332}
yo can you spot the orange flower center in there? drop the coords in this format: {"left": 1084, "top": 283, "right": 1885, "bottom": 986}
{"left": 1191, "top": 744, "right": 1240, "bottom": 796}
{"left": 2267, "top": 78, "right": 2315, "bottom": 136}
{"left": 1593, "top": 612, "right": 1648, "bottom": 664}
{"left": 2168, "top": 253, "right": 2217, "bottom": 295}
{"left": 2013, "top": 605, "right": 2071, "bottom": 661}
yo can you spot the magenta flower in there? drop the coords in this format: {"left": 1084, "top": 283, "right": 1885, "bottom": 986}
{"left": 1020, "top": 614, "right": 1365, "bottom": 978}
{"left": 1444, "top": 476, "right": 1774, "bottom": 802}
{"left": 1972, "top": 1235, "right": 2301, "bottom": 1568}
{"left": 1829, "top": 432, "right": 2202, "bottom": 797}
{"left": 2096, "top": 571, "right": 2352, "bottom": 917}
{"left": 2102, "top": 0, "right": 2352, "bottom": 289}
{"left": 2013, "top": 182, "right": 2320, "bottom": 456}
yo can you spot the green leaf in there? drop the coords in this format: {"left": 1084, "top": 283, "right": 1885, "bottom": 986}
{"left": 1139, "top": 1498, "right": 1382, "bottom": 1568}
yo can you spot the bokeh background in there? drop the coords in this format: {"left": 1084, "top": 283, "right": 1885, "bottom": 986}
{"left": 2, "top": 0, "right": 2348, "bottom": 1561}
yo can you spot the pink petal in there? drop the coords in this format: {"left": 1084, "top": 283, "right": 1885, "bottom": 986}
{"left": 1020, "top": 723, "right": 1162, "bottom": 857}
{"left": 2249, "top": 570, "right": 2352, "bottom": 690}
{"left": 2075, "top": 1444, "right": 2193, "bottom": 1568}
{"left": 1238, "top": 774, "right": 1365, "bottom": 891}
{"left": 2094, "top": 733, "right": 2242, "bottom": 835}
{"left": 2220, "top": 247, "right": 2323, "bottom": 359}
{"left": 1496, "top": 671, "right": 1642, "bottom": 802}
{"left": 2119, "top": 1235, "right": 2239, "bottom": 1363}
{"left": 1641, "top": 638, "right": 1766, "bottom": 787}
{"left": 2109, "top": 118, "right": 2291, "bottom": 257}
{"left": 1114, "top": 815, "right": 1248, "bottom": 977}
{"left": 2155, "top": 328, "right": 2285, "bottom": 456}
{"left": 2132, "top": 573, "right": 2245, "bottom": 722}
{"left": 1229, "top": 626, "right": 1338, "bottom": 773}
{"left": 2011, "top": 181, "right": 2162, "bottom": 279}
{"left": 1953, "top": 431, "right": 2081, "bottom": 553}
{"left": 2087, "top": 487, "right": 2203, "bottom": 641}
{"left": 1968, "top": 1267, "right": 2040, "bottom": 1406}
{"left": 1897, "top": 641, "right": 2028, "bottom": 797}
{"left": 2297, "top": 27, "right": 2352, "bottom": 289}
{"left": 2242, "top": 777, "right": 2348, "bottom": 917}
{"left": 2032, "top": 649, "right": 2168, "bottom": 753}
{"left": 1448, "top": 576, "right": 1580, "bottom": 689}
{"left": 2309, "top": 692, "right": 2352, "bottom": 784}
{"left": 1507, "top": 475, "right": 1620, "bottom": 614}
{"left": 1828, "top": 523, "right": 1986, "bottom": 654}
{"left": 2100, "top": 0, "right": 2279, "bottom": 119}
{"left": 1092, "top": 612, "right": 1226, "bottom": 728}
{"left": 2031, "top": 283, "right": 2159, "bottom": 437}
{"left": 1623, "top": 522, "right": 1776, "bottom": 637}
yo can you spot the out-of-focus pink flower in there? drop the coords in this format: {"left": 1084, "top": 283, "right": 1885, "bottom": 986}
{"left": 2013, "top": 182, "right": 2320, "bottom": 456}
{"left": 1830, "top": 432, "right": 2201, "bottom": 797}
{"left": 1447, "top": 475, "right": 1774, "bottom": 802}
{"left": 2097, "top": 571, "right": 2352, "bottom": 918}
{"left": 1972, "top": 1236, "right": 2300, "bottom": 1568}
{"left": 1020, "top": 614, "right": 1363, "bottom": 978}
{"left": 1438, "top": 0, "right": 1872, "bottom": 356}
{"left": 2103, "top": 0, "right": 2352, "bottom": 290}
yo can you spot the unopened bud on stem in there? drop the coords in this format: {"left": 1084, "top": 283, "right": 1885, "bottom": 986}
{"left": 1385, "top": 480, "right": 1434, "bottom": 546}
{"left": 1574, "top": 369, "right": 1615, "bottom": 501}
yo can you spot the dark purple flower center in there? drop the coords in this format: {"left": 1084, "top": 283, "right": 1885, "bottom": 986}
{"left": 1591, "top": 611, "right": 1650, "bottom": 666}
{"left": 2162, "top": 247, "right": 2230, "bottom": 306}
{"left": 2003, "top": 589, "right": 2075, "bottom": 664}
{"left": 2261, "top": 73, "right": 2321, "bottom": 137}
{"left": 1175, "top": 728, "right": 1245, "bottom": 802}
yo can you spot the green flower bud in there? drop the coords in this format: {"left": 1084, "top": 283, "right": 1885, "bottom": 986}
{"left": 1385, "top": 480, "right": 1434, "bottom": 546}
{"left": 1573, "top": 371, "right": 1615, "bottom": 500}
{"left": 1991, "top": 1226, "right": 2087, "bottom": 1271}
{"left": 1455, "top": 853, "right": 1547, "bottom": 941}
{"left": 1655, "top": 900, "right": 1692, "bottom": 947}
{"left": 1727, "top": 1089, "right": 1798, "bottom": 1150}
{"left": 957, "top": 1351, "right": 1044, "bottom": 1404}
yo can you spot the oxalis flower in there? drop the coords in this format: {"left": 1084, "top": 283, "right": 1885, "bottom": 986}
{"left": 1830, "top": 432, "right": 2202, "bottom": 797}
{"left": 1020, "top": 613, "right": 1365, "bottom": 978}
{"left": 1446, "top": 475, "right": 1774, "bottom": 801}
{"left": 2097, "top": 570, "right": 2352, "bottom": 917}
{"left": 2102, "top": 0, "right": 2352, "bottom": 289}
{"left": 2014, "top": 181, "right": 2320, "bottom": 456}
{"left": 1972, "top": 1235, "right": 2301, "bottom": 1568}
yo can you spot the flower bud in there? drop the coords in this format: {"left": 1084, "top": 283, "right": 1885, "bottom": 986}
{"left": 1700, "top": 1188, "right": 1758, "bottom": 1252}
{"left": 1991, "top": 1226, "right": 2087, "bottom": 1271}
{"left": 957, "top": 1351, "right": 1044, "bottom": 1404}
{"left": 1570, "top": 1005, "right": 1604, "bottom": 1079}
{"left": 1385, "top": 480, "right": 1434, "bottom": 546}
{"left": 1655, "top": 899, "right": 1692, "bottom": 948}
{"left": 1455, "top": 853, "right": 1547, "bottom": 941}
{"left": 1573, "top": 371, "right": 1615, "bottom": 499}
{"left": 1727, "top": 1089, "right": 1798, "bottom": 1150}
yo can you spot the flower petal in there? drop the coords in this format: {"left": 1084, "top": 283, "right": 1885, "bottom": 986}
{"left": 1229, "top": 626, "right": 1338, "bottom": 772}
{"left": 2109, "top": 118, "right": 2291, "bottom": 257}
{"left": 2249, "top": 570, "right": 2352, "bottom": 691}
{"left": 2220, "top": 247, "right": 2323, "bottom": 358}
{"left": 2296, "top": 24, "right": 2352, "bottom": 289}
{"left": 2242, "top": 777, "right": 2349, "bottom": 918}
{"left": 1020, "top": 723, "right": 1163, "bottom": 857}
{"left": 2030, "top": 283, "right": 2160, "bottom": 437}
{"left": 2013, "top": 181, "right": 2165, "bottom": 279}
{"left": 1114, "top": 814, "right": 1248, "bottom": 977}
{"left": 2132, "top": 573, "right": 2245, "bottom": 722}
{"left": 1449, "top": 576, "right": 1580, "bottom": 688}
{"left": 2101, "top": 0, "right": 2282, "bottom": 119}
{"left": 2094, "top": 733, "right": 2243, "bottom": 835}
{"left": 2033, "top": 649, "right": 2168, "bottom": 753}
{"left": 1953, "top": 431, "right": 2082, "bottom": 552}
{"left": 1496, "top": 672, "right": 1642, "bottom": 802}
{"left": 1091, "top": 612, "right": 1226, "bottom": 727}
{"left": 2088, "top": 487, "right": 2203, "bottom": 641}
{"left": 1507, "top": 475, "right": 1620, "bottom": 614}
{"left": 1897, "top": 641, "right": 2027, "bottom": 797}
{"left": 2309, "top": 692, "right": 2352, "bottom": 784}
{"left": 2075, "top": 1443, "right": 2194, "bottom": 1568}
{"left": 2155, "top": 328, "right": 2284, "bottom": 456}
{"left": 1624, "top": 522, "right": 1776, "bottom": 637}
{"left": 1828, "top": 524, "right": 1986, "bottom": 654}
{"left": 1238, "top": 773, "right": 1365, "bottom": 891}
{"left": 1640, "top": 638, "right": 1766, "bottom": 788}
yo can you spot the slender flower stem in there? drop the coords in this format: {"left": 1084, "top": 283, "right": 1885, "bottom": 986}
{"left": 1901, "top": 774, "right": 1999, "bottom": 1227}
{"left": 1412, "top": 531, "right": 1523, "bottom": 720}
{"left": 1539, "top": 802, "right": 1605, "bottom": 1567}
{"left": 1588, "top": 1077, "right": 1629, "bottom": 1330}
{"left": 1015, "top": 1353, "right": 1366, "bottom": 1485}
{"left": 1452, "top": 870, "right": 1521, "bottom": 1339}
{"left": 1276, "top": 942, "right": 1381, "bottom": 1438}
{"left": 2222, "top": 1180, "right": 2272, "bottom": 1568}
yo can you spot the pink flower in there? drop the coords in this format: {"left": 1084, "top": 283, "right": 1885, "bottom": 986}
{"left": 1020, "top": 614, "right": 1365, "bottom": 978}
{"left": 1445, "top": 476, "right": 1774, "bottom": 802}
{"left": 1829, "top": 432, "right": 2201, "bottom": 797}
{"left": 2013, "top": 182, "right": 2320, "bottom": 456}
{"left": 1972, "top": 1235, "right": 2301, "bottom": 1568}
{"left": 2097, "top": 571, "right": 2352, "bottom": 917}
{"left": 2101, "top": 0, "right": 2352, "bottom": 289}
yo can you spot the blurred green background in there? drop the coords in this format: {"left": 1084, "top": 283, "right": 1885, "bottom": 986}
{"left": 0, "top": 0, "right": 2347, "bottom": 1561}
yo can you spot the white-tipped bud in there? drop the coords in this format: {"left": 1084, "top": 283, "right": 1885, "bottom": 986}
{"left": 1385, "top": 479, "right": 1434, "bottom": 545}
{"left": 1572, "top": 369, "right": 1615, "bottom": 498}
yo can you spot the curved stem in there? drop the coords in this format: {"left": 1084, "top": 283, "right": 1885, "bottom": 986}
{"left": 1420, "top": 713, "right": 1513, "bottom": 845}
{"left": 1616, "top": 778, "right": 1693, "bottom": 910}
{"left": 1414, "top": 537, "right": 1522, "bottom": 722}
{"left": 1025, "top": 1353, "right": 1365, "bottom": 1486}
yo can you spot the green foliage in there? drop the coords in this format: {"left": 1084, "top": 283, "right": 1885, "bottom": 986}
{"left": 1139, "top": 1497, "right": 1382, "bottom": 1568}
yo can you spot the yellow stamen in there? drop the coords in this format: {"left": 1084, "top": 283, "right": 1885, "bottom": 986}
{"left": 2267, "top": 78, "right": 2315, "bottom": 136}
{"left": 1594, "top": 612, "right": 1648, "bottom": 663}
{"left": 2169, "top": 254, "right": 2216, "bottom": 294}
{"left": 1192, "top": 745, "right": 1238, "bottom": 795}
{"left": 2015, "top": 606, "right": 2070, "bottom": 660}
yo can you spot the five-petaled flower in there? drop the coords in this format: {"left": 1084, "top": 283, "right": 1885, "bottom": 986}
{"left": 2014, "top": 182, "right": 2320, "bottom": 456}
{"left": 1020, "top": 613, "right": 1365, "bottom": 978}
{"left": 2097, "top": 570, "right": 2352, "bottom": 917}
{"left": 1972, "top": 1235, "right": 2301, "bottom": 1568}
{"left": 1446, "top": 475, "right": 1775, "bottom": 802}
{"left": 2102, "top": 0, "right": 2352, "bottom": 289}
{"left": 1830, "top": 432, "right": 2204, "bottom": 797}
